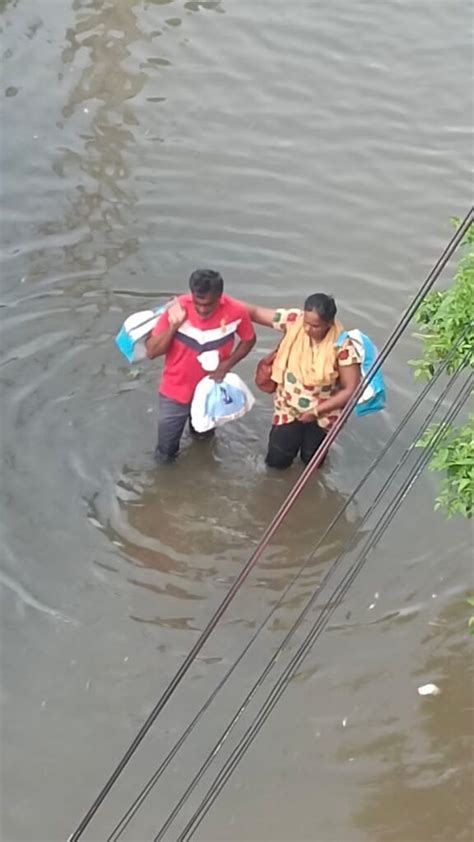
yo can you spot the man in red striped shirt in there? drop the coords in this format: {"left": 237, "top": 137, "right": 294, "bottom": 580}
{"left": 146, "top": 270, "right": 256, "bottom": 462}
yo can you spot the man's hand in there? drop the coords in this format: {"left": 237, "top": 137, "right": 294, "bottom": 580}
{"left": 146, "top": 299, "right": 186, "bottom": 359}
{"left": 168, "top": 298, "right": 187, "bottom": 327}
{"left": 208, "top": 336, "right": 256, "bottom": 382}
{"left": 209, "top": 361, "right": 231, "bottom": 382}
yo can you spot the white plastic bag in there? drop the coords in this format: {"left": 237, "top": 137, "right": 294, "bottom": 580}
{"left": 115, "top": 304, "right": 167, "bottom": 363}
{"left": 191, "top": 373, "right": 255, "bottom": 433}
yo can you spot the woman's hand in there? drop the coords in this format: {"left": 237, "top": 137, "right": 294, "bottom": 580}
{"left": 299, "top": 410, "right": 317, "bottom": 424}
{"left": 311, "top": 364, "right": 361, "bottom": 415}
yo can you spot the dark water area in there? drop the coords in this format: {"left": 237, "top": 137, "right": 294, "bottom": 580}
{"left": 1, "top": 1, "right": 472, "bottom": 840}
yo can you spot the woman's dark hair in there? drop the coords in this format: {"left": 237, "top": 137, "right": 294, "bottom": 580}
{"left": 304, "top": 293, "right": 337, "bottom": 323}
{"left": 189, "top": 269, "right": 224, "bottom": 297}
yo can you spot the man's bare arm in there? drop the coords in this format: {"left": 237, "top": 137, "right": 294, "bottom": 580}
{"left": 236, "top": 300, "right": 276, "bottom": 328}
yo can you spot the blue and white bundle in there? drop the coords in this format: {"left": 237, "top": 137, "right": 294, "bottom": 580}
{"left": 115, "top": 305, "right": 166, "bottom": 363}
{"left": 336, "top": 329, "right": 386, "bottom": 416}
{"left": 191, "top": 373, "right": 255, "bottom": 433}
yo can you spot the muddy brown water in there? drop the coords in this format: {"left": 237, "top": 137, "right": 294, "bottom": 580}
{"left": 1, "top": 1, "right": 473, "bottom": 840}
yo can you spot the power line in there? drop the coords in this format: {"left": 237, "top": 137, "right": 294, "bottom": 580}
{"left": 174, "top": 373, "right": 472, "bottom": 842}
{"left": 68, "top": 206, "right": 473, "bottom": 842}
{"left": 108, "top": 326, "right": 472, "bottom": 842}
{"left": 152, "top": 359, "right": 471, "bottom": 841}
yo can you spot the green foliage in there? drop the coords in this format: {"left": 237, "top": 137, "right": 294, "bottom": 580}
{"left": 450, "top": 217, "right": 474, "bottom": 245}
{"left": 410, "top": 224, "right": 474, "bottom": 380}
{"left": 411, "top": 220, "right": 474, "bottom": 519}
{"left": 416, "top": 416, "right": 474, "bottom": 517}
{"left": 466, "top": 597, "right": 474, "bottom": 636}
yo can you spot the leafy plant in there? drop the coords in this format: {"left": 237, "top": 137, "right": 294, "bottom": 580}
{"left": 411, "top": 225, "right": 474, "bottom": 380}
{"left": 411, "top": 220, "right": 474, "bottom": 518}
{"left": 467, "top": 597, "right": 474, "bottom": 636}
{"left": 416, "top": 416, "right": 474, "bottom": 517}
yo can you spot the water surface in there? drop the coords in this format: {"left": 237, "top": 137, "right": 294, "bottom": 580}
{"left": 1, "top": 1, "right": 472, "bottom": 840}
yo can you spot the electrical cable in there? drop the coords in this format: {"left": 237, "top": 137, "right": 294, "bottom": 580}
{"left": 69, "top": 207, "right": 473, "bottom": 842}
{"left": 110, "top": 328, "right": 471, "bottom": 842}
{"left": 174, "top": 374, "right": 472, "bottom": 841}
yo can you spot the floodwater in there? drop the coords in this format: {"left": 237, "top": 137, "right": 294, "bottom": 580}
{"left": 1, "top": 1, "right": 472, "bottom": 840}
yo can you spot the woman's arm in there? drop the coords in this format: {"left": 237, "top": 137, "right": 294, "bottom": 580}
{"left": 300, "top": 364, "right": 361, "bottom": 423}
{"left": 317, "top": 363, "right": 361, "bottom": 416}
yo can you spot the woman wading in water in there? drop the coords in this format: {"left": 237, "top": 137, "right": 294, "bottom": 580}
{"left": 246, "top": 293, "right": 361, "bottom": 468}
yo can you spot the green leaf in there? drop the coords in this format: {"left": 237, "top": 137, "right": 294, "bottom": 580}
{"left": 411, "top": 222, "right": 474, "bottom": 519}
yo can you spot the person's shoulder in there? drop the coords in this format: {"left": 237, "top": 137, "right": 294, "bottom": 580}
{"left": 221, "top": 293, "right": 238, "bottom": 308}
{"left": 222, "top": 294, "right": 248, "bottom": 318}
{"left": 337, "top": 335, "right": 362, "bottom": 365}
{"left": 273, "top": 307, "right": 302, "bottom": 326}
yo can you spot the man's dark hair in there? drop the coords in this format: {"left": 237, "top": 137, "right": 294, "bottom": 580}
{"left": 304, "top": 293, "right": 337, "bottom": 323}
{"left": 189, "top": 269, "right": 224, "bottom": 297}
